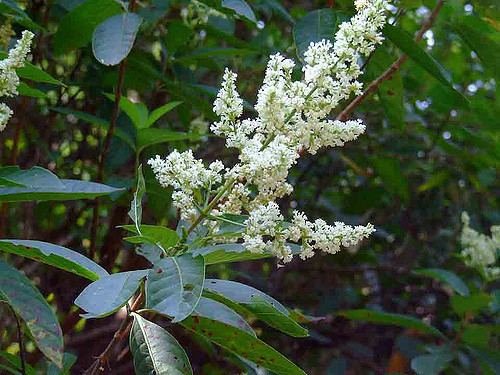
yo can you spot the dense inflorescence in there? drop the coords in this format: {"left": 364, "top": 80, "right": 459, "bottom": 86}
{"left": 149, "top": 0, "right": 389, "bottom": 263}
{"left": 0, "top": 30, "right": 34, "bottom": 131}
{"left": 461, "top": 212, "right": 500, "bottom": 280}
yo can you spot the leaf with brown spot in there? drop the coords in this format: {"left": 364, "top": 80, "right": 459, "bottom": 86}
{"left": 0, "top": 260, "right": 63, "bottom": 368}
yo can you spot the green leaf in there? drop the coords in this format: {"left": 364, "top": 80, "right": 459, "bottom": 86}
{"left": 366, "top": 47, "right": 404, "bottom": 129}
{"left": 46, "top": 353, "right": 77, "bottom": 375}
{"left": 190, "top": 243, "right": 272, "bottom": 265}
{"left": 122, "top": 224, "right": 180, "bottom": 250}
{"left": 136, "top": 244, "right": 163, "bottom": 265}
{"left": 414, "top": 268, "right": 470, "bottom": 296}
{"left": 180, "top": 315, "right": 306, "bottom": 375}
{"left": 462, "top": 324, "right": 491, "bottom": 348}
{"left": 204, "top": 279, "right": 308, "bottom": 337}
{"left": 17, "top": 82, "right": 47, "bottom": 98}
{"left": 0, "top": 239, "right": 108, "bottom": 281}
{"left": 16, "top": 62, "right": 64, "bottom": 86}
{"left": 338, "top": 309, "right": 444, "bottom": 337}
{"left": 50, "top": 107, "right": 135, "bottom": 150}
{"left": 372, "top": 157, "right": 410, "bottom": 202}
{"left": 92, "top": 12, "right": 142, "bottom": 66}
{"left": 129, "top": 165, "right": 146, "bottom": 234}
{"left": 411, "top": 352, "right": 454, "bottom": 375}
{"left": 0, "top": 260, "right": 63, "bottom": 368}
{"left": 221, "top": 0, "right": 256, "bottom": 23}
{"left": 194, "top": 297, "right": 254, "bottom": 335}
{"left": 450, "top": 293, "right": 492, "bottom": 316}
{"left": 293, "top": 9, "right": 348, "bottom": 59}
{"left": 104, "top": 93, "right": 149, "bottom": 129}
{"left": 0, "top": 0, "right": 40, "bottom": 30}
{"left": 382, "top": 24, "right": 468, "bottom": 106}
{"left": 147, "top": 101, "right": 182, "bottom": 128}
{"left": 467, "top": 345, "right": 500, "bottom": 374}
{"left": 53, "top": 0, "right": 122, "bottom": 54}
{"left": 0, "top": 351, "right": 36, "bottom": 375}
{"left": 137, "top": 128, "right": 201, "bottom": 153}
{"left": 146, "top": 254, "right": 205, "bottom": 322}
{"left": 130, "top": 313, "right": 193, "bottom": 375}
{"left": 75, "top": 270, "right": 147, "bottom": 318}
{"left": 0, "top": 166, "right": 123, "bottom": 202}
{"left": 454, "top": 16, "right": 500, "bottom": 80}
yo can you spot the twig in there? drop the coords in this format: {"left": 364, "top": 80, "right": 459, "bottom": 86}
{"left": 336, "top": 0, "right": 445, "bottom": 121}
{"left": 9, "top": 306, "right": 27, "bottom": 375}
{"left": 84, "top": 291, "right": 144, "bottom": 375}
{"left": 88, "top": 59, "right": 127, "bottom": 258}
{"left": 89, "top": 0, "right": 138, "bottom": 258}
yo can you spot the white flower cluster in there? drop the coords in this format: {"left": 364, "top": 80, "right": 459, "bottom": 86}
{"left": 148, "top": 151, "right": 224, "bottom": 221}
{"left": 0, "top": 30, "right": 34, "bottom": 131}
{"left": 180, "top": 0, "right": 225, "bottom": 28}
{"left": 460, "top": 212, "right": 500, "bottom": 280}
{"left": 243, "top": 204, "right": 375, "bottom": 263}
{"left": 150, "top": 1, "right": 387, "bottom": 262}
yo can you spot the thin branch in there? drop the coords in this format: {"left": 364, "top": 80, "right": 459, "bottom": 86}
{"left": 84, "top": 291, "right": 144, "bottom": 375}
{"left": 9, "top": 306, "right": 27, "bottom": 375}
{"left": 336, "top": 0, "right": 444, "bottom": 122}
{"left": 89, "top": 60, "right": 127, "bottom": 258}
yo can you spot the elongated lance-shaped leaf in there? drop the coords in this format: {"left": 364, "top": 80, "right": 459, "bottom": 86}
{"left": 146, "top": 254, "right": 205, "bottom": 322}
{"left": 414, "top": 268, "right": 470, "bottom": 296}
{"left": 180, "top": 315, "right": 306, "bottom": 375}
{"left": 0, "top": 239, "right": 108, "bottom": 281}
{"left": 193, "top": 297, "right": 254, "bottom": 335}
{"left": 75, "top": 270, "right": 147, "bottom": 318}
{"left": 0, "top": 260, "right": 63, "bottom": 368}
{"left": 0, "top": 166, "right": 123, "bottom": 202}
{"left": 129, "top": 165, "right": 146, "bottom": 234}
{"left": 382, "top": 24, "right": 468, "bottom": 107}
{"left": 0, "top": 52, "right": 63, "bottom": 86}
{"left": 204, "top": 279, "right": 308, "bottom": 337}
{"left": 339, "top": 309, "right": 444, "bottom": 337}
{"left": 190, "top": 243, "right": 272, "bottom": 265}
{"left": 293, "top": 9, "right": 349, "bottom": 60}
{"left": 130, "top": 313, "right": 193, "bottom": 375}
{"left": 146, "top": 101, "right": 182, "bottom": 128}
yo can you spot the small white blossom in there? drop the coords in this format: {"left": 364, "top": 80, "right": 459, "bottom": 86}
{"left": 461, "top": 212, "right": 500, "bottom": 280}
{"left": 0, "top": 30, "right": 34, "bottom": 132}
{"left": 0, "top": 103, "right": 13, "bottom": 131}
{"left": 151, "top": 1, "right": 389, "bottom": 264}
{"left": 148, "top": 151, "right": 224, "bottom": 221}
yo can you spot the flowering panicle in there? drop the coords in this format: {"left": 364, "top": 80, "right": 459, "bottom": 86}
{"left": 0, "top": 30, "right": 34, "bottom": 131}
{"left": 148, "top": 151, "right": 224, "bottom": 221}
{"left": 150, "top": 0, "right": 388, "bottom": 263}
{"left": 460, "top": 212, "right": 500, "bottom": 280}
